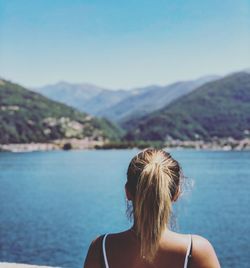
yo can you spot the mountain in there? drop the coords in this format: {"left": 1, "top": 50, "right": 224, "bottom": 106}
{"left": 0, "top": 79, "right": 121, "bottom": 144}
{"left": 83, "top": 89, "right": 132, "bottom": 114}
{"left": 102, "top": 75, "right": 220, "bottom": 123}
{"left": 123, "top": 72, "right": 250, "bottom": 141}
{"left": 35, "top": 76, "right": 219, "bottom": 123}
{"left": 35, "top": 82, "right": 132, "bottom": 115}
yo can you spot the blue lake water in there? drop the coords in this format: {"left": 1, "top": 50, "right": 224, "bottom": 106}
{"left": 0, "top": 149, "right": 249, "bottom": 268}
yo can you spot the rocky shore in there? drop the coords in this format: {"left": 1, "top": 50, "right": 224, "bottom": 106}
{"left": 0, "top": 138, "right": 250, "bottom": 153}
{"left": 95, "top": 137, "right": 250, "bottom": 151}
{"left": 0, "top": 138, "right": 105, "bottom": 153}
{"left": 164, "top": 137, "right": 250, "bottom": 151}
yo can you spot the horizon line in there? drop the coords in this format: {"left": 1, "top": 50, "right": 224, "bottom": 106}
{"left": 1, "top": 67, "right": 249, "bottom": 91}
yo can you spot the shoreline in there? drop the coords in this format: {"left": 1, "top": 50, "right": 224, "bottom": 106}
{"left": 0, "top": 138, "right": 104, "bottom": 153}
{"left": 0, "top": 138, "right": 250, "bottom": 153}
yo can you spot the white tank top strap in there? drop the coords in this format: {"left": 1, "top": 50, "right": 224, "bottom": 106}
{"left": 102, "top": 233, "right": 192, "bottom": 268}
{"left": 102, "top": 233, "right": 109, "bottom": 268}
{"left": 183, "top": 234, "right": 192, "bottom": 268}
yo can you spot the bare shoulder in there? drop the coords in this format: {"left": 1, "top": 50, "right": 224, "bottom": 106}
{"left": 83, "top": 230, "right": 131, "bottom": 268}
{"left": 83, "top": 235, "right": 103, "bottom": 268}
{"left": 190, "top": 235, "right": 221, "bottom": 268}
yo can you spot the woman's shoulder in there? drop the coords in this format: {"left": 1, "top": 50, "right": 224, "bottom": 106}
{"left": 84, "top": 230, "right": 132, "bottom": 267}
{"left": 191, "top": 234, "right": 214, "bottom": 250}
{"left": 83, "top": 235, "right": 105, "bottom": 268}
{"left": 168, "top": 232, "right": 213, "bottom": 249}
{"left": 166, "top": 231, "right": 215, "bottom": 250}
{"left": 189, "top": 235, "right": 221, "bottom": 268}
{"left": 161, "top": 231, "right": 220, "bottom": 268}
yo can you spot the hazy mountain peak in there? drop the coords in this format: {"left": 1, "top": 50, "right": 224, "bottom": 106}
{"left": 194, "top": 74, "right": 221, "bottom": 83}
{"left": 41, "top": 81, "right": 106, "bottom": 91}
{"left": 242, "top": 68, "right": 250, "bottom": 74}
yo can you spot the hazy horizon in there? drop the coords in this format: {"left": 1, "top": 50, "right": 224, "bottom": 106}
{"left": 2, "top": 67, "right": 250, "bottom": 91}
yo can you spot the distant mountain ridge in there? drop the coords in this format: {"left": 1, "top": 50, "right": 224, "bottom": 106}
{"left": 123, "top": 72, "right": 250, "bottom": 141}
{"left": 0, "top": 79, "right": 121, "bottom": 144}
{"left": 35, "top": 82, "right": 132, "bottom": 115}
{"left": 34, "top": 75, "right": 220, "bottom": 123}
{"left": 104, "top": 75, "right": 220, "bottom": 123}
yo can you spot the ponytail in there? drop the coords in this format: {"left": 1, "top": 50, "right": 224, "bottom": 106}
{"left": 127, "top": 149, "right": 180, "bottom": 263}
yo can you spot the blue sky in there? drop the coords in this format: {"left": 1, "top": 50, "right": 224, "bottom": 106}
{"left": 0, "top": 0, "right": 249, "bottom": 89}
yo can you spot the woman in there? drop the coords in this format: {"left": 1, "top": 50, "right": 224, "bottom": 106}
{"left": 84, "top": 148, "right": 220, "bottom": 268}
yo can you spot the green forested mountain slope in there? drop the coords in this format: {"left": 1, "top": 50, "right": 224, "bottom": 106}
{"left": 124, "top": 72, "right": 250, "bottom": 141}
{"left": 0, "top": 79, "right": 121, "bottom": 143}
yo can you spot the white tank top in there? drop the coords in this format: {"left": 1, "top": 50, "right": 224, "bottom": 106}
{"left": 102, "top": 233, "right": 192, "bottom": 268}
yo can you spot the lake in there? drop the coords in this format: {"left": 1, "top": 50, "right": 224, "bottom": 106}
{"left": 0, "top": 149, "right": 249, "bottom": 268}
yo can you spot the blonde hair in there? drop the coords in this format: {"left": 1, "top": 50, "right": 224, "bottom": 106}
{"left": 126, "top": 148, "right": 181, "bottom": 262}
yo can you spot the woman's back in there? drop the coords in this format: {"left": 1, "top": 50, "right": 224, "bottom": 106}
{"left": 84, "top": 229, "right": 220, "bottom": 268}
{"left": 84, "top": 149, "right": 220, "bottom": 268}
